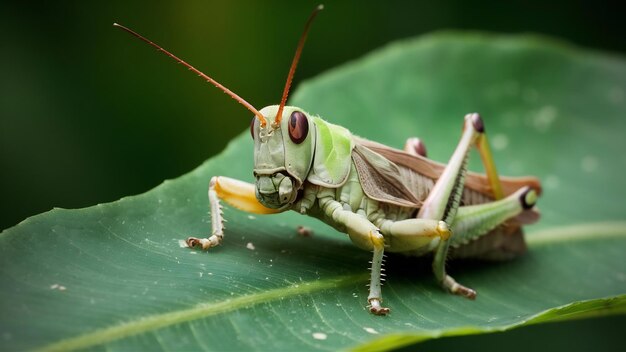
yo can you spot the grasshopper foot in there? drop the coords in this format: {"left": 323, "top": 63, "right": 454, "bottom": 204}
{"left": 369, "top": 298, "right": 390, "bottom": 315}
{"left": 443, "top": 275, "right": 477, "bottom": 300}
{"left": 453, "top": 284, "right": 477, "bottom": 300}
{"left": 186, "top": 235, "right": 221, "bottom": 250}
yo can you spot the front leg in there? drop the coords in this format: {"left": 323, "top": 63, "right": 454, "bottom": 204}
{"left": 320, "top": 197, "right": 389, "bottom": 315}
{"left": 187, "top": 176, "right": 281, "bottom": 250}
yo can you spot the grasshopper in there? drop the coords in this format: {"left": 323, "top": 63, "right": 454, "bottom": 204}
{"left": 115, "top": 5, "right": 541, "bottom": 315}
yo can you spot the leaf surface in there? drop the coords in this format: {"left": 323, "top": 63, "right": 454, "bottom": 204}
{"left": 1, "top": 32, "right": 625, "bottom": 351}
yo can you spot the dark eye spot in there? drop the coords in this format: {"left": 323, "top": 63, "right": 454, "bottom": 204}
{"left": 288, "top": 111, "right": 308, "bottom": 144}
{"left": 249, "top": 118, "right": 255, "bottom": 139}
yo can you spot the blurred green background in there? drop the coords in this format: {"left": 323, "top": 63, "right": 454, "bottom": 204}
{"left": 1, "top": 0, "right": 624, "bottom": 350}
{"left": 1, "top": 0, "right": 623, "bottom": 231}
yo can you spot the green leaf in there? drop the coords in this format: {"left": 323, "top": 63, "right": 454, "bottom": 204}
{"left": 1, "top": 32, "right": 625, "bottom": 351}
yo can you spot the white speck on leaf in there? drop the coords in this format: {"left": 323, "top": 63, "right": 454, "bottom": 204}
{"left": 364, "top": 327, "right": 379, "bottom": 334}
{"left": 247, "top": 215, "right": 256, "bottom": 220}
{"left": 508, "top": 161, "right": 524, "bottom": 174}
{"left": 581, "top": 156, "right": 598, "bottom": 173}
{"left": 532, "top": 106, "right": 558, "bottom": 132}
{"left": 312, "top": 332, "right": 327, "bottom": 340}
{"left": 50, "top": 284, "right": 66, "bottom": 291}
{"left": 491, "top": 133, "right": 509, "bottom": 150}
{"left": 246, "top": 242, "right": 256, "bottom": 250}
{"left": 545, "top": 175, "right": 560, "bottom": 189}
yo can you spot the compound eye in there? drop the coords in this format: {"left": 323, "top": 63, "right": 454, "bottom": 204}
{"left": 250, "top": 118, "right": 255, "bottom": 139}
{"left": 288, "top": 111, "right": 308, "bottom": 144}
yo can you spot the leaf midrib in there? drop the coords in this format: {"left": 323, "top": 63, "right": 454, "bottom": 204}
{"left": 35, "top": 222, "right": 626, "bottom": 351}
{"left": 37, "top": 274, "right": 368, "bottom": 352}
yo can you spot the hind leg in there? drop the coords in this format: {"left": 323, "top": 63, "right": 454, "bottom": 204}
{"left": 451, "top": 187, "right": 537, "bottom": 247}
{"left": 379, "top": 187, "right": 536, "bottom": 255}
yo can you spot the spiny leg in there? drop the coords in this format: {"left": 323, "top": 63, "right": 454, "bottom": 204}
{"left": 451, "top": 187, "right": 537, "bottom": 247}
{"left": 187, "top": 176, "right": 281, "bottom": 250}
{"left": 367, "top": 231, "right": 388, "bottom": 315}
{"left": 378, "top": 187, "right": 537, "bottom": 256}
{"left": 319, "top": 197, "right": 389, "bottom": 315}
{"left": 418, "top": 113, "right": 483, "bottom": 221}
{"left": 418, "top": 113, "right": 484, "bottom": 299}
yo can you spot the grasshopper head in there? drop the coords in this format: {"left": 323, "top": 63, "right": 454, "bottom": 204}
{"left": 114, "top": 8, "right": 324, "bottom": 209}
{"left": 251, "top": 105, "right": 315, "bottom": 209}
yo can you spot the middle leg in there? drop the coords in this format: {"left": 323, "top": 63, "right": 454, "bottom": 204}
{"left": 319, "top": 196, "right": 391, "bottom": 315}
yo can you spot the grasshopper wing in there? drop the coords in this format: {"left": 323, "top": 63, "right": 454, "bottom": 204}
{"left": 355, "top": 137, "right": 542, "bottom": 199}
{"left": 352, "top": 143, "right": 424, "bottom": 208}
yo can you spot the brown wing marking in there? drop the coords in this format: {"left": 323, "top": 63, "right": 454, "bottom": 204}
{"left": 352, "top": 145, "right": 422, "bottom": 208}
{"left": 355, "top": 137, "right": 542, "bottom": 199}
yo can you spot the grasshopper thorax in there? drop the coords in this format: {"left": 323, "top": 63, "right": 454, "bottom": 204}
{"left": 251, "top": 105, "right": 316, "bottom": 209}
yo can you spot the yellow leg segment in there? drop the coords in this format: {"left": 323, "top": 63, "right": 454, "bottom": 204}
{"left": 212, "top": 176, "right": 282, "bottom": 215}
{"left": 476, "top": 134, "right": 504, "bottom": 200}
{"left": 187, "top": 176, "right": 281, "bottom": 250}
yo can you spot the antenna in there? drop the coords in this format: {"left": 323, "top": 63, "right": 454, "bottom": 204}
{"left": 113, "top": 23, "right": 267, "bottom": 126}
{"left": 274, "top": 4, "right": 324, "bottom": 127}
